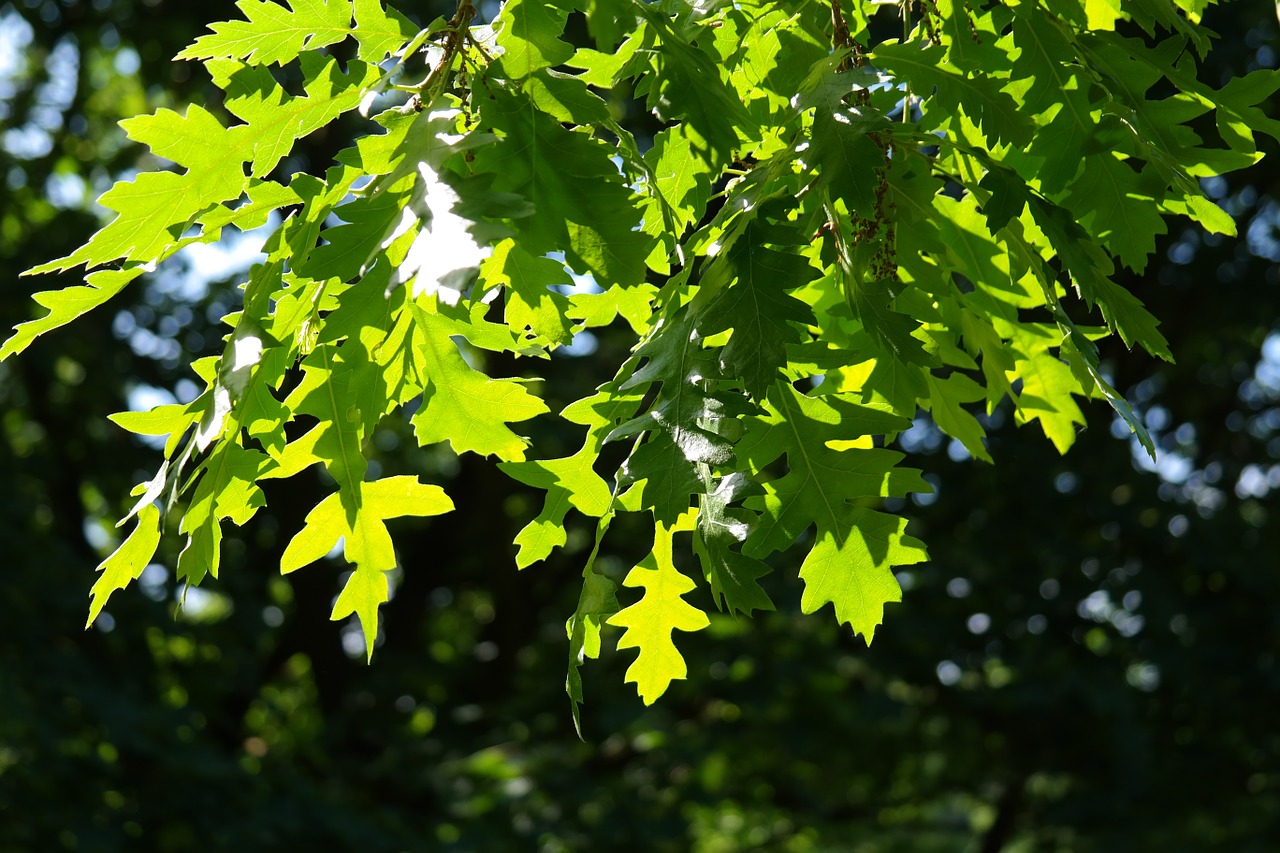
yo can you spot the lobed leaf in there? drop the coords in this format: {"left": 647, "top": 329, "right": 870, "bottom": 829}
{"left": 608, "top": 518, "right": 710, "bottom": 705}
{"left": 87, "top": 505, "right": 163, "bottom": 628}
{"left": 178, "top": 0, "right": 356, "bottom": 66}
{"left": 2, "top": 267, "right": 142, "bottom": 361}
{"left": 407, "top": 306, "right": 548, "bottom": 460}
{"left": 282, "top": 477, "right": 454, "bottom": 659}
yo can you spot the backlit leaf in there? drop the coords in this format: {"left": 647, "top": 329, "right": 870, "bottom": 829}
{"left": 608, "top": 518, "right": 710, "bottom": 705}
{"left": 87, "top": 505, "right": 163, "bottom": 628}
{"left": 282, "top": 476, "right": 454, "bottom": 659}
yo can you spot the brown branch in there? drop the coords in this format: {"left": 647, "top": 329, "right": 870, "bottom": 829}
{"left": 422, "top": 0, "right": 476, "bottom": 100}
{"left": 830, "top": 0, "right": 859, "bottom": 71}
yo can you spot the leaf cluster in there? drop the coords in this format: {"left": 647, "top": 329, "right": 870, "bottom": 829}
{"left": 4, "top": 0, "right": 1276, "bottom": 717}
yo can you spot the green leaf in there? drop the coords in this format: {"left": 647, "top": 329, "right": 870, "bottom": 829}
{"left": 197, "top": 178, "right": 302, "bottom": 233}
{"left": 608, "top": 518, "right": 711, "bottom": 705}
{"left": 858, "top": 356, "right": 930, "bottom": 418}
{"left": 609, "top": 310, "right": 741, "bottom": 523}
{"left": 872, "top": 40, "right": 1036, "bottom": 149}
{"left": 925, "top": 372, "right": 992, "bottom": 462}
{"left": 109, "top": 403, "right": 199, "bottom": 439}
{"left": 1057, "top": 320, "right": 1156, "bottom": 458}
{"left": 566, "top": 568, "right": 620, "bottom": 734}
{"left": 849, "top": 275, "right": 932, "bottom": 367}
{"left": 177, "top": 0, "right": 356, "bottom": 66}
{"left": 1005, "top": 327, "right": 1088, "bottom": 454}
{"left": 644, "top": 124, "right": 715, "bottom": 239}
{"left": 1029, "top": 198, "right": 1172, "bottom": 360}
{"left": 27, "top": 106, "right": 247, "bottom": 273}
{"left": 351, "top": 0, "right": 417, "bottom": 63}
{"left": 87, "top": 504, "right": 163, "bottom": 628}
{"left": 312, "top": 104, "right": 484, "bottom": 288}
{"left": 494, "top": 0, "right": 576, "bottom": 78}
{"left": 738, "top": 382, "right": 923, "bottom": 564}
{"left": 799, "top": 507, "right": 926, "bottom": 640}
{"left": 1161, "top": 190, "right": 1235, "bottom": 236}
{"left": 693, "top": 473, "right": 774, "bottom": 617}
{"left": 473, "top": 82, "right": 653, "bottom": 286}
{"left": 2, "top": 267, "right": 142, "bottom": 361}
{"left": 698, "top": 222, "right": 819, "bottom": 399}
{"left": 977, "top": 165, "right": 1033, "bottom": 233}
{"left": 281, "top": 476, "right": 454, "bottom": 659}
{"left": 485, "top": 239, "right": 575, "bottom": 347}
{"left": 632, "top": 4, "right": 757, "bottom": 158}
{"left": 1084, "top": 0, "right": 1122, "bottom": 30}
{"left": 177, "top": 442, "right": 275, "bottom": 585}
{"left": 409, "top": 305, "right": 549, "bottom": 461}
{"left": 1089, "top": 277, "right": 1173, "bottom": 362}
{"left": 1061, "top": 154, "right": 1169, "bottom": 271}
{"left": 524, "top": 69, "right": 614, "bottom": 126}
{"left": 1011, "top": 13, "right": 1097, "bottom": 192}
{"left": 568, "top": 284, "right": 657, "bottom": 334}
{"left": 1213, "top": 69, "right": 1280, "bottom": 153}
{"left": 27, "top": 54, "right": 377, "bottom": 277}
{"left": 503, "top": 447, "right": 611, "bottom": 567}
{"left": 500, "top": 387, "right": 643, "bottom": 567}
{"left": 958, "top": 310, "right": 1016, "bottom": 407}
{"left": 799, "top": 60, "right": 887, "bottom": 216}
{"left": 284, "top": 341, "right": 374, "bottom": 489}
{"left": 212, "top": 53, "right": 381, "bottom": 179}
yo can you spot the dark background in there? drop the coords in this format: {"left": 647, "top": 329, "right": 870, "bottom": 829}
{"left": 1, "top": 1, "right": 1278, "bottom": 849}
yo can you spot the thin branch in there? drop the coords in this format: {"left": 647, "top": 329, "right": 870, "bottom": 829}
{"left": 830, "top": 0, "right": 859, "bottom": 71}
{"left": 422, "top": 0, "right": 477, "bottom": 100}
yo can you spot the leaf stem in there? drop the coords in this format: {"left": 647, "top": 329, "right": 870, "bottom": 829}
{"left": 901, "top": 0, "right": 912, "bottom": 124}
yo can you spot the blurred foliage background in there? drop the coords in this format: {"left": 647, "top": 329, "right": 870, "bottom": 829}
{"left": 2, "top": 1, "right": 1279, "bottom": 850}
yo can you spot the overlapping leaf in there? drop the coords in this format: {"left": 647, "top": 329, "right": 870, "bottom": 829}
{"left": 698, "top": 221, "right": 819, "bottom": 399}
{"left": 484, "top": 240, "right": 575, "bottom": 347}
{"left": 608, "top": 310, "right": 741, "bottom": 523}
{"left": 873, "top": 40, "right": 1035, "bottom": 149}
{"left": 1010, "top": 12, "right": 1098, "bottom": 191}
{"left": 472, "top": 82, "right": 652, "bottom": 286}
{"left": 177, "top": 442, "right": 276, "bottom": 585}
{"left": 409, "top": 305, "right": 548, "bottom": 461}
{"left": 632, "top": 4, "right": 757, "bottom": 159}
{"left": 1003, "top": 325, "right": 1089, "bottom": 454}
{"left": 798, "top": 59, "right": 887, "bottom": 217}
{"left": 693, "top": 473, "right": 773, "bottom": 617}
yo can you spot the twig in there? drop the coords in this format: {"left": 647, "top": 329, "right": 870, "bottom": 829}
{"left": 422, "top": 0, "right": 476, "bottom": 100}
{"left": 830, "top": 0, "right": 860, "bottom": 71}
